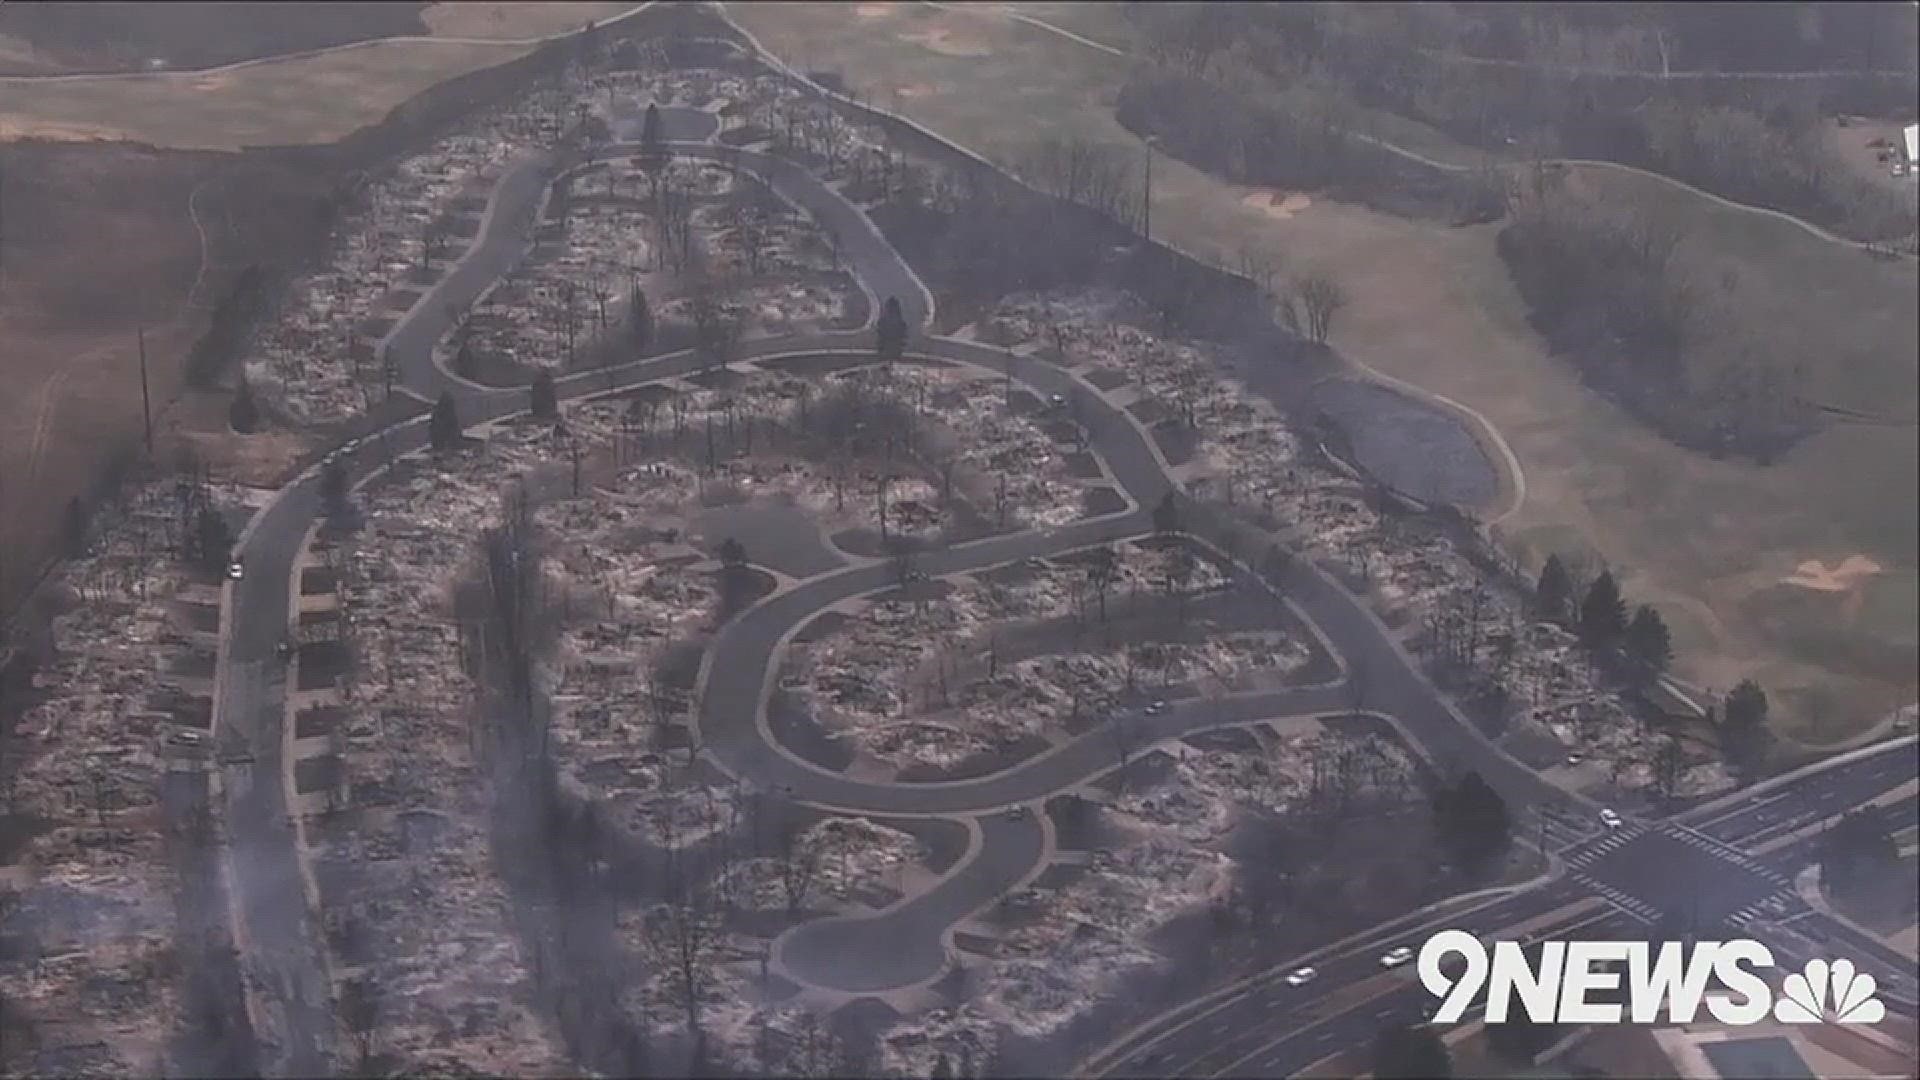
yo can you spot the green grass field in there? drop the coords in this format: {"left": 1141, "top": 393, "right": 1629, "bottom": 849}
{"left": 729, "top": 0, "right": 1918, "bottom": 743}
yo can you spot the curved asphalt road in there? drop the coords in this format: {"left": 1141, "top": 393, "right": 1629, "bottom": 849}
{"left": 215, "top": 130, "right": 975, "bottom": 1070}
{"left": 214, "top": 122, "right": 1634, "bottom": 1069}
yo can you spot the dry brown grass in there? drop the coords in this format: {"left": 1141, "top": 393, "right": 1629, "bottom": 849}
{"left": 0, "top": 38, "right": 529, "bottom": 150}
{"left": 0, "top": 31, "right": 64, "bottom": 75}
{"left": 421, "top": 1, "right": 638, "bottom": 41}
{"left": 0, "top": 142, "right": 331, "bottom": 606}
{"left": 728, "top": 0, "right": 1918, "bottom": 741}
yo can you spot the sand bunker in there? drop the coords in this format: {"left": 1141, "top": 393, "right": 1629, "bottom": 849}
{"left": 1241, "top": 190, "right": 1313, "bottom": 220}
{"left": 0, "top": 116, "right": 130, "bottom": 142}
{"left": 899, "top": 26, "right": 994, "bottom": 58}
{"left": 1781, "top": 555, "right": 1884, "bottom": 592}
{"left": 897, "top": 83, "right": 937, "bottom": 99}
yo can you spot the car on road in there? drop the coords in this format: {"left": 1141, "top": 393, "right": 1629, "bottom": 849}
{"left": 1565, "top": 751, "right": 1584, "bottom": 766}
{"left": 1001, "top": 806, "right": 1027, "bottom": 821}
{"left": 1048, "top": 393, "right": 1067, "bottom": 408}
{"left": 1284, "top": 966, "right": 1318, "bottom": 987}
{"left": 167, "top": 728, "right": 209, "bottom": 749}
{"left": 1380, "top": 946, "right": 1415, "bottom": 968}
{"left": 226, "top": 557, "right": 245, "bottom": 580}
{"left": 906, "top": 570, "right": 930, "bottom": 583}
{"left": 1599, "top": 808, "right": 1623, "bottom": 829}
{"left": 1144, "top": 700, "right": 1168, "bottom": 716}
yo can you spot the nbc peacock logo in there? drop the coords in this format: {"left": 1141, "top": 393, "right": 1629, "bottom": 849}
{"left": 1772, "top": 958, "right": 1886, "bottom": 1024}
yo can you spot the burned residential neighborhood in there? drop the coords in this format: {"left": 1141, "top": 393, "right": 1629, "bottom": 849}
{"left": 0, "top": 3, "right": 1914, "bottom": 1079}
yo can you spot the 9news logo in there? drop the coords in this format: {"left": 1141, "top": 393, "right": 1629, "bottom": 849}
{"left": 1418, "top": 930, "right": 1885, "bottom": 1026}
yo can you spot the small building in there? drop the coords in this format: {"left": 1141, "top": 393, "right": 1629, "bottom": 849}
{"left": 1641, "top": 676, "right": 1709, "bottom": 724}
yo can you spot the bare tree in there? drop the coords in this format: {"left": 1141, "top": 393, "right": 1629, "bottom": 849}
{"left": 887, "top": 535, "right": 917, "bottom": 589}
{"left": 774, "top": 822, "right": 823, "bottom": 921}
{"left": 1110, "top": 711, "right": 1137, "bottom": 790}
{"left": 642, "top": 876, "right": 719, "bottom": 1056}
{"left": 689, "top": 275, "right": 741, "bottom": 373}
{"left": 1087, "top": 546, "right": 1119, "bottom": 625}
{"left": 1165, "top": 544, "right": 1199, "bottom": 627}
{"left": 1022, "top": 136, "right": 1140, "bottom": 224}
{"left": 1236, "top": 243, "right": 1283, "bottom": 299}
{"left": 340, "top": 977, "right": 379, "bottom": 1074}
{"left": 1288, "top": 272, "right": 1347, "bottom": 345}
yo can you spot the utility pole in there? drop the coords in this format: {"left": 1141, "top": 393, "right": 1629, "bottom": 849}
{"left": 1141, "top": 135, "right": 1158, "bottom": 244}
{"left": 138, "top": 327, "right": 154, "bottom": 455}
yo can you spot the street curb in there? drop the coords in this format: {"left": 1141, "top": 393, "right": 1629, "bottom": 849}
{"left": 1681, "top": 734, "right": 1918, "bottom": 824}
{"left": 208, "top": 570, "right": 272, "bottom": 1070}
{"left": 282, "top": 519, "right": 346, "bottom": 1070}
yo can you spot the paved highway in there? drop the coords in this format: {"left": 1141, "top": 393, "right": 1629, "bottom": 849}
{"left": 1090, "top": 736, "right": 1919, "bottom": 1076}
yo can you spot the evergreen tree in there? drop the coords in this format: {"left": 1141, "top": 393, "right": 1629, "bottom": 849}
{"left": 1721, "top": 679, "right": 1770, "bottom": 771}
{"left": 193, "top": 506, "right": 233, "bottom": 573}
{"left": 1431, "top": 771, "right": 1512, "bottom": 876}
{"left": 1820, "top": 808, "right": 1902, "bottom": 910}
{"left": 531, "top": 371, "right": 559, "bottom": 420}
{"left": 1624, "top": 604, "right": 1673, "bottom": 677}
{"left": 229, "top": 379, "right": 261, "bottom": 433}
{"left": 1578, "top": 570, "right": 1626, "bottom": 650}
{"left": 430, "top": 392, "right": 462, "bottom": 451}
{"left": 1152, "top": 492, "right": 1180, "bottom": 536}
{"left": 628, "top": 283, "right": 653, "bottom": 354}
{"left": 1536, "top": 553, "right": 1571, "bottom": 622}
{"left": 876, "top": 296, "right": 908, "bottom": 361}
{"left": 640, "top": 102, "right": 666, "bottom": 170}
{"left": 1372, "top": 1023, "right": 1452, "bottom": 1080}
{"left": 1485, "top": 1008, "right": 1555, "bottom": 1064}
{"left": 320, "top": 459, "right": 351, "bottom": 519}
{"left": 1724, "top": 680, "right": 1768, "bottom": 735}
{"left": 454, "top": 339, "right": 479, "bottom": 380}
{"left": 62, "top": 497, "right": 89, "bottom": 557}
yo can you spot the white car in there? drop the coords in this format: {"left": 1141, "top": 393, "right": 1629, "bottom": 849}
{"left": 1144, "top": 700, "right": 1168, "bottom": 716}
{"left": 1380, "top": 946, "right": 1415, "bottom": 968}
{"left": 1599, "top": 808, "right": 1624, "bottom": 829}
{"left": 226, "top": 558, "right": 245, "bottom": 581}
{"left": 1284, "top": 966, "right": 1318, "bottom": 987}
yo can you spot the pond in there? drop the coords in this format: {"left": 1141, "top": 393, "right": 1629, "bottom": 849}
{"left": 1311, "top": 378, "right": 1499, "bottom": 510}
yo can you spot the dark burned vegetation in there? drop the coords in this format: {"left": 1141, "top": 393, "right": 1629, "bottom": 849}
{"left": 1115, "top": 67, "right": 1509, "bottom": 225}
{"left": 866, "top": 158, "right": 1303, "bottom": 368}
{"left": 1123, "top": 1, "right": 1919, "bottom": 240}
{"left": 1497, "top": 179, "right": 1820, "bottom": 460}
{"left": 1107, "top": 1, "right": 1903, "bottom": 461}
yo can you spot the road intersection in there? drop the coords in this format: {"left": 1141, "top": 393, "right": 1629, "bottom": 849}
{"left": 209, "top": 100, "right": 1920, "bottom": 1077}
